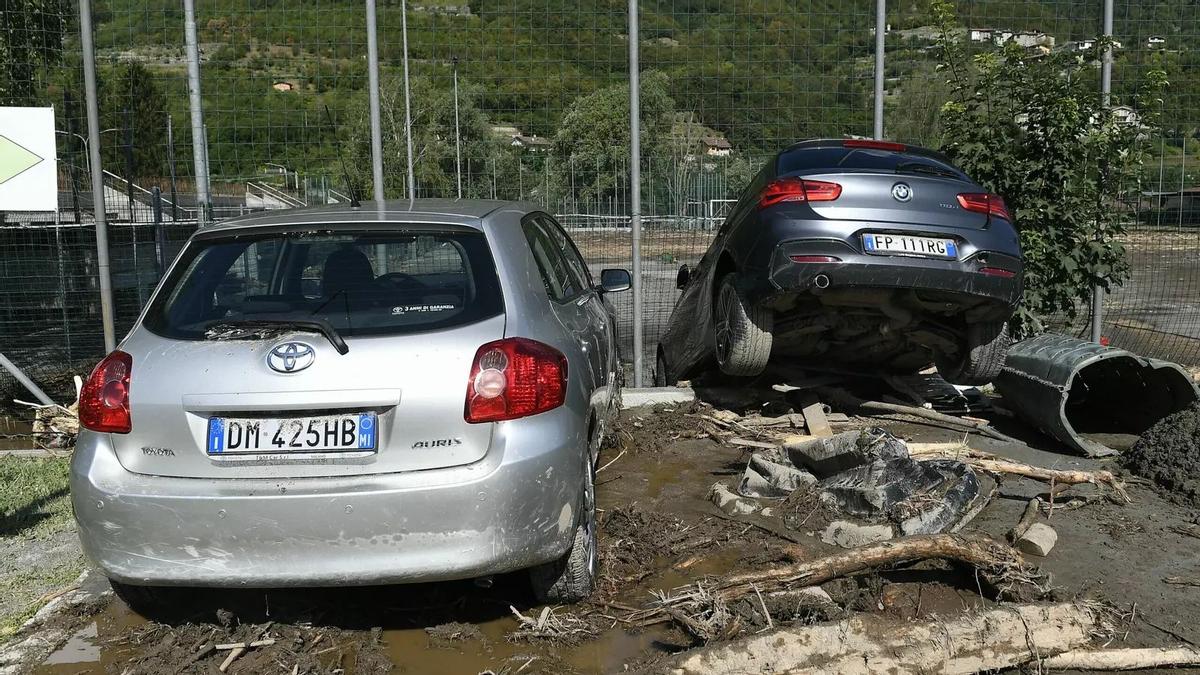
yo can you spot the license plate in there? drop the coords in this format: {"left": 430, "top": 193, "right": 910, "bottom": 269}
{"left": 862, "top": 233, "right": 958, "bottom": 259}
{"left": 206, "top": 413, "right": 376, "bottom": 454}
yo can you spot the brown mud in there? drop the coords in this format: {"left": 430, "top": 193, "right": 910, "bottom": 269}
{"left": 1125, "top": 403, "right": 1200, "bottom": 505}
{"left": 28, "top": 399, "right": 1200, "bottom": 674}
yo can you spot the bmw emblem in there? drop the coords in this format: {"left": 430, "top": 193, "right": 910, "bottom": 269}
{"left": 267, "top": 342, "right": 316, "bottom": 373}
{"left": 892, "top": 182, "right": 913, "bottom": 202}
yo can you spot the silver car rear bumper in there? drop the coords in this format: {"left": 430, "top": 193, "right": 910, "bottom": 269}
{"left": 70, "top": 415, "right": 584, "bottom": 588}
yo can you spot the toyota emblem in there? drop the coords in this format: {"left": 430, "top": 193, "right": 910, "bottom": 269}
{"left": 267, "top": 342, "right": 316, "bottom": 373}
{"left": 892, "top": 182, "right": 913, "bottom": 202}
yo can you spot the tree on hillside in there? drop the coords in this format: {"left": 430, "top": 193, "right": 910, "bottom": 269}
{"left": 100, "top": 62, "right": 170, "bottom": 181}
{"left": 347, "top": 73, "right": 497, "bottom": 199}
{"left": 0, "top": 0, "right": 67, "bottom": 105}
{"left": 932, "top": 0, "right": 1166, "bottom": 335}
{"left": 552, "top": 70, "right": 675, "bottom": 207}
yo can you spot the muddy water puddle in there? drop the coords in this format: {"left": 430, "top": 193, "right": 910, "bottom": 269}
{"left": 0, "top": 414, "right": 36, "bottom": 451}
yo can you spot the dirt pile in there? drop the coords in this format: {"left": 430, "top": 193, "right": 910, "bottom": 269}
{"left": 1124, "top": 404, "right": 1200, "bottom": 505}
{"left": 609, "top": 401, "right": 715, "bottom": 453}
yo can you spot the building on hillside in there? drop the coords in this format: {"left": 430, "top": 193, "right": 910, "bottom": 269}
{"left": 702, "top": 137, "right": 733, "bottom": 157}
{"left": 272, "top": 81, "right": 296, "bottom": 92}
{"left": 1147, "top": 36, "right": 1167, "bottom": 48}
{"left": 490, "top": 125, "right": 522, "bottom": 137}
{"left": 1111, "top": 105, "right": 1143, "bottom": 129}
{"left": 969, "top": 28, "right": 995, "bottom": 42}
{"left": 510, "top": 134, "right": 552, "bottom": 152}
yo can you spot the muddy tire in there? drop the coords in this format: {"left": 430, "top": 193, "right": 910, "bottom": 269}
{"left": 937, "top": 321, "right": 1011, "bottom": 386}
{"left": 529, "top": 462, "right": 597, "bottom": 604}
{"left": 653, "top": 351, "right": 670, "bottom": 387}
{"left": 110, "top": 580, "right": 190, "bottom": 616}
{"left": 713, "top": 273, "right": 773, "bottom": 377}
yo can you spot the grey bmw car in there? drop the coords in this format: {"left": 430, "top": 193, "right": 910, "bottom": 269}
{"left": 657, "top": 139, "right": 1023, "bottom": 386}
{"left": 71, "top": 200, "right": 629, "bottom": 608}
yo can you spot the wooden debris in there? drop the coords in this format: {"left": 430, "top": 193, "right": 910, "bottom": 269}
{"left": 801, "top": 403, "right": 832, "bottom": 437}
{"left": 1163, "top": 576, "right": 1200, "bottom": 588}
{"left": 218, "top": 646, "right": 245, "bottom": 672}
{"left": 711, "top": 533, "right": 1033, "bottom": 601}
{"left": 1007, "top": 498, "right": 1042, "bottom": 544}
{"left": 819, "top": 388, "right": 1017, "bottom": 443}
{"left": 1040, "top": 646, "right": 1200, "bottom": 670}
{"left": 671, "top": 602, "right": 1105, "bottom": 674}
{"left": 728, "top": 438, "right": 776, "bottom": 450}
{"left": 908, "top": 446, "right": 1131, "bottom": 503}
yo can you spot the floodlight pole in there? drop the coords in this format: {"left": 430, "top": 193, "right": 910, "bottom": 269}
{"left": 79, "top": 0, "right": 116, "bottom": 352}
{"left": 183, "top": 0, "right": 211, "bottom": 224}
{"left": 366, "top": 0, "right": 385, "bottom": 202}
{"left": 873, "top": 0, "right": 886, "bottom": 140}
{"left": 629, "top": 0, "right": 644, "bottom": 387}
{"left": 401, "top": 0, "right": 416, "bottom": 200}
{"left": 1092, "top": 0, "right": 1113, "bottom": 344}
{"left": 453, "top": 57, "right": 463, "bottom": 199}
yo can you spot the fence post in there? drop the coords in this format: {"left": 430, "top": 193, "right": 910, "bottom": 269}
{"left": 1092, "top": 0, "right": 1113, "bottom": 344}
{"left": 400, "top": 0, "right": 416, "bottom": 200}
{"left": 78, "top": 0, "right": 117, "bottom": 352}
{"left": 152, "top": 186, "right": 167, "bottom": 276}
{"left": 873, "top": 0, "right": 886, "bottom": 140}
{"left": 183, "top": 0, "right": 212, "bottom": 224}
{"left": 629, "top": 0, "right": 644, "bottom": 387}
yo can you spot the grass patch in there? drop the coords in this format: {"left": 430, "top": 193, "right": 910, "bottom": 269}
{"left": 0, "top": 455, "right": 83, "bottom": 640}
{"left": 0, "top": 456, "right": 73, "bottom": 539}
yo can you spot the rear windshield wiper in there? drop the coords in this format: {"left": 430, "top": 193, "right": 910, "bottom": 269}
{"left": 895, "top": 162, "right": 961, "bottom": 180}
{"left": 203, "top": 318, "right": 350, "bottom": 355}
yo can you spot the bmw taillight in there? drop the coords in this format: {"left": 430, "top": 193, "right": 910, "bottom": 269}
{"left": 465, "top": 338, "right": 567, "bottom": 423}
{"left": 79, "top": 350, "right": 132, "bottom": 433}
{"left": 957, "top": 193, "right": 1011, "bottom": 221}
{"left": 758, "top": 178, "right": 842, "bottom": 209}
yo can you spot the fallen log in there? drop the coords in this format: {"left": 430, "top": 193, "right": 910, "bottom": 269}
{"left": 671, "top": 602, "right": 1105, "bottom": 674}
{"left": 817, "top": 388, "right": 1019, "bottom": 443}
{"left": 1040, "top": 646, "right": 1200, "bottom": 671}
{"left": 712, "top": 533, "right": 1033, "bottom": 601}
{"left": 908, "top": 447, "right": 1131, "bottom": 503}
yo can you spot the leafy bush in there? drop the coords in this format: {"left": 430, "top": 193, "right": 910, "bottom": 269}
{"left": 931, "top": 0, "right": 1166, "bottom": 335}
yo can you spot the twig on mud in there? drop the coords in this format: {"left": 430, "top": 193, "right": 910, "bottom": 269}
{"left": 1007, "top": 498, "right": 1042, "bottom": 543}
{"left": 751, "top": 584, "right": 773, "bottom": 629}
{"left": 909, "top": 446, "right": 1131, "bottom": 503}
{"left": 597, "top": 449, "right": 626, "bottom": 473}
{"left": 705, "top": 508, "right": 806, "bottom": 544}
{"left": 215, "top": 639, "right": 276, "bottom": 649}
{"left": 1164, "top": 576, "right": 1200, "bottom": 587}
{"left": 508, "top": 605, "right": 594, "bottom": 644}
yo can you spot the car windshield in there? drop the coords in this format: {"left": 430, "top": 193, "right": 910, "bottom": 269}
{"left": 144, "top": 227, "right": 504, "bottom": 339}
{"left": 778, "top": 146, "right": 970, "bottom": 181}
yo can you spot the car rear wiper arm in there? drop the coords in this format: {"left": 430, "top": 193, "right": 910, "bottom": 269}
{"left": 204, "top": 318, "right": 350, "bottom": 355}
{"left": 895, "top": 162, "right": 960, "bottom": 180}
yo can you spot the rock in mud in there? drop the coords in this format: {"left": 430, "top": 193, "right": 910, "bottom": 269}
{"left": 820, "top": 521, "right": 894, "bottom": 548}
{"left": 1016, "top": 523, "right": 1058, "bottom": 557}
{"left": 1125, "top": 403, "right": 1200, "bottom": 505}
{"left": 710, "top": 482, "right": 759, "bottom": 516}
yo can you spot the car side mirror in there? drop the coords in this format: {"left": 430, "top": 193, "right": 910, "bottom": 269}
{"left": 676, "top": 264, "right": 690, "bottom": 290}
{"left": 598, "top": 268, "right": 632, "bottom": 293}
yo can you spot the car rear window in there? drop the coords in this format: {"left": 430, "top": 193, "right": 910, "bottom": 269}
{"left": 778, "top": 146, "right": 969, "bottom": 181}
{"left": 144, "top": 228, "right": 503, "bottom": 339}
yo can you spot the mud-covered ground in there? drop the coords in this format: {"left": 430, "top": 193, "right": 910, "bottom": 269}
{"left": 21, "top": 388, "right": 1200, "bottom": 674}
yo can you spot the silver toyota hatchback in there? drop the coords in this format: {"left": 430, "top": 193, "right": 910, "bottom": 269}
{"left": 70, "top": 200, "right": 630, "bottom": 608}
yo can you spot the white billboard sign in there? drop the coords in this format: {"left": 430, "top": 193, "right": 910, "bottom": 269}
{"left": 0, "top": 107, "right": 58, "bottom": 212}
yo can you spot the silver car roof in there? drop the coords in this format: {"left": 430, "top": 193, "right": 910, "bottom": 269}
{"left": 195, "top": 199, "right": 542, "bottom": 235}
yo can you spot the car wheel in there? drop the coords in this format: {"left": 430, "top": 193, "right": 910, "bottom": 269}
{"left": 713, "top": 273, "right": 773, "bottom": 377}
{"left": 937, "top": 321, "right": 1012, "bottom": 386}
{"left": 110, "top": 580, "right": 191, "bottom": 616}
{"left": 654, "top": 351, "right": 670, "bottom": 387}
{"left": 529, "top": 460, "right": 597, "bottom": 604}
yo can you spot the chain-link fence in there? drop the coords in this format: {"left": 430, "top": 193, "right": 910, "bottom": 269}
{"left": 2, "top": 0, "right": 1199, "bottom": 401}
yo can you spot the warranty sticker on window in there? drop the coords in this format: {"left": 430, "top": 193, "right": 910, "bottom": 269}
{"left": 391, "top": 304, "right": 456, "bottom": 315}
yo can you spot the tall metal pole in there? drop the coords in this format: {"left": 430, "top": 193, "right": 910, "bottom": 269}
{"left": 167, "top": 115, "right": 179, "bottom": 220}
{"left": 453, "top": 57, "right": 463, "bottom": 199}
{"left": 873, "top": 0, "right": 886, "bottom": 140}
{"left": 183, "top": 0, "right": 211, "bottom": 224}
{"left": 400, "top": 0, "right": 416, "bottom": 200}
{"left": 79, "top": 0, "right": 116, "bottom": 352}
{"left": 629, "top": 0, "right": 644, "bottom": 387}
{"left": 366, "top": 0, "right": 385, "bottom": 202}
{"left": 1091, "top": 0, "right": 1113, "bottom": 344}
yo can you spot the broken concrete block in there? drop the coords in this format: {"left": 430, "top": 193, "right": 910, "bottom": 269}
{"left": 709, "top": 482, "right": 759, "bottom": 516}
{"left": 1016, "top": 523, "right": 1058, "bottom": 557}
{"left": 802, "top": 403, "right": 833, "bottom": 437}
{"left": 821, "top": 520, "right": 895, "bottom": 548}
